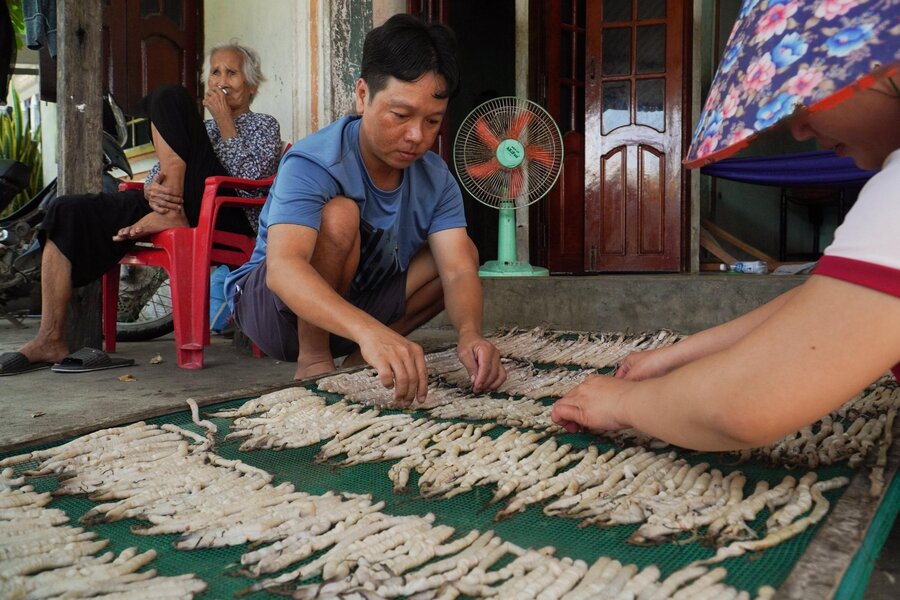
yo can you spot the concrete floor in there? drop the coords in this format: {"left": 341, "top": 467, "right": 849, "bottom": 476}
{"left": 0, "top": 274, "right": 897, "bottom": 598}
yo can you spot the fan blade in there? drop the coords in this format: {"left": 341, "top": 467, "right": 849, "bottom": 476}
{"left": 525, "top": 144, "right": 555, "bottom": 167}
{"left": 466, "top": 158, "right": 502, "bottom": 180}
{"left": 505, "top": 111, "right": 533, "bottom": 140}
{"left": 508, "top": 168, "right": 524, "bottom": 198}
{"left": 473, "top": 118, "right": 501, "bottom": 151}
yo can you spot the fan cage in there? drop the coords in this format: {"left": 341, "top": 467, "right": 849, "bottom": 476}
{"left": 454, "top": 97, "right": 563, "bottom": 209}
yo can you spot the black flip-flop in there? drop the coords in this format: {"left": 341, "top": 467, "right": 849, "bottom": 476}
{"left": 51, "top": 347, "right": 135, "bottom": 373}
{"left": 0, "top": 352, "right": 53, "bottom": 376}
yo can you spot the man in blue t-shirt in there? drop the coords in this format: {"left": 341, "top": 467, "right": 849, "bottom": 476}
{"left": 226, "top": 14, "right": 506, "bottom": 403}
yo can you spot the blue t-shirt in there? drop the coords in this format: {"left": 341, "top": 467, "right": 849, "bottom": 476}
{"left": 225, "top": 115, "right": 467, "bottom": 308}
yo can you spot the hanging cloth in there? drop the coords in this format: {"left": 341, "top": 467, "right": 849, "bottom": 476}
{"left": 699, "top": 150, "right": 877, "bottom": 188}
{"left": 23, "top": 0, "right": 56, "bottom": 58}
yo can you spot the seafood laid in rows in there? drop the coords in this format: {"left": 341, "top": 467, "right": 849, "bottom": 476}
{"left": 0, "top": 421, "right": 772, "bottom": 599}
{"left": 0, "top": 466, "right": 206, "bottom": 599}
{"left": 218, "top": 391, "right": 849, "bottom": 554}
{"left": 317, "top": 357, "right": 594, "bottom": 408}
{"left": 731, "top": 380, "right": 900, "bottom": 470}
{"left": 486, "top": 326, "right": 684, "bottom": 369}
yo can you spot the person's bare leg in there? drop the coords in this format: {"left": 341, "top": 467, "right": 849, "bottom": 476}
{"left": 342, "top": 247, "right": 444, "bottom": 368}
{"left": 294, "top": 196, "right": 360, "bottom": 380}
{"left": 18, "top": 241, "right": 73, "bottom": 363}
{"left": 115, "top": 124, "right": 188, "bottom": 240}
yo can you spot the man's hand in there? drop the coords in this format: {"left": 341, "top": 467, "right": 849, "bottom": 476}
{"left": 144, "top": 172, "right": 184, "bottom": 214}
{"left": 358, "top": 328, "right": 428, "bottom": 406}
{"left": 551, "top": 374, "right": 632, "bottom": 434}
{"left": 456, "top": 333, "right": 506, "bottom": 393}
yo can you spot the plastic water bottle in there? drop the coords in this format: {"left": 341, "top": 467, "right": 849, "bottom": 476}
{"left": 720, "top": 261, "right": 768, "bottom": 274}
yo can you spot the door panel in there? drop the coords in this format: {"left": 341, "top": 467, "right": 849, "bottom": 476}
{"left": 540, "top": 0, "right": 586, "bottom": 273}
{"left": 584, "top": 0, "right": 685, "bottom": 271}
{"left": 133, "top": 1, "right": 198, "bottom": 111}
{"left": 102, "top": 0, "right": 200, "bottom": 116}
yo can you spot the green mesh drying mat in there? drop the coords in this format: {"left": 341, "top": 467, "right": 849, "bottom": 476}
{"left": 2, "top": 388, "right": 890, "bottom": 600}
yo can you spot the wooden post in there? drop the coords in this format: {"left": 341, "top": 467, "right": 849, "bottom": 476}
{"left": 57, "top": 0, "right": 104, "bottom": 351}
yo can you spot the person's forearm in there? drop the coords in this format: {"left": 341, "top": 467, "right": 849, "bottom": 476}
{"left": 662, "top": 286, "right": 802, "bottom": 369}
{"left": 443, "top": 271, "right": 485, "bottom": 339}
{"left": 267, "top": 259, "right": 381, "bottom": 343}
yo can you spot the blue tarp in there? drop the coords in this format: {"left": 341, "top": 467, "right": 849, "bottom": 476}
{"left": 700, "top": 150, "right": 877, "bottom": 187}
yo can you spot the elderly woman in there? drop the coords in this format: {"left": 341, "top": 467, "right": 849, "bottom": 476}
{"left": 0, "top": 42, "right": 281, "bottom": 375}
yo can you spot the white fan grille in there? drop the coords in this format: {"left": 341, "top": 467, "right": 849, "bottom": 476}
{"left": 453, "top": 97, "right": 563, "bottom": 209}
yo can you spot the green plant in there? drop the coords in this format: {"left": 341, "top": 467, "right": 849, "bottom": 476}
{"left": 7, "top": 1, "right": 25, "bottom": 49}
{"left": 0, "top": 86, "right": 42, "bottom": 217}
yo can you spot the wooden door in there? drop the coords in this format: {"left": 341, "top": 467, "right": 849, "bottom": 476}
{"left": 537, "top": 0, "right": 586, "bottom": 273}
{"left": 583, "top": 0, "right": 686, "bottom": 271}
{"left": 102, "top": 0, "right": 201, "bottom": 116}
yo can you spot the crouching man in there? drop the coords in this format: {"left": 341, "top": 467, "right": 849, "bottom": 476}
{"left": 225, "top": 14, "right": 506, "bottom": 403}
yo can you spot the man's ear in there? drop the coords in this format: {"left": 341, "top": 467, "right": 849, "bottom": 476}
{"left": 355, "top": 79, "right": 368, "bottom": 114}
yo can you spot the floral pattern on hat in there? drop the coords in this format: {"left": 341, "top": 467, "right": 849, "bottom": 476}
{"left": 685, "top": 0, "right": 900, "bottom": 167}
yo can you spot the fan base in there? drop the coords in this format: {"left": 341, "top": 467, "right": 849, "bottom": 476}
{"left": 478, "top": 260, "right": 549, "bottom": 277}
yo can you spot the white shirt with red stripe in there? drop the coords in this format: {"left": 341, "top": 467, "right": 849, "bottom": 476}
{"left": 812, "top": 148, "right": 900, "bottom": 378}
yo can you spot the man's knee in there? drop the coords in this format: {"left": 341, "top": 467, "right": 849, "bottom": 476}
{"left": 318, "top": 196, "right": 360, "bottom": 252}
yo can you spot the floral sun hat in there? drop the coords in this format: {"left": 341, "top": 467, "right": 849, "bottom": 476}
{"left": 684, "top": 0, "right": 900, "bottom": 168}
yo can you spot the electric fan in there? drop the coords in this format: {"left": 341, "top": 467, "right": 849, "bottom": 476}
{"left": 453, "top": 97, "right": 563, "bottom": 276}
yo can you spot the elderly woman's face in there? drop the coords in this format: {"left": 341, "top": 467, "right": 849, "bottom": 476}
{"left": 207, "top": 49, "right": 257, "bottom": 113}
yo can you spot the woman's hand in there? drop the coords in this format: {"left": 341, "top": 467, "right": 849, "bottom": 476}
{"left": 143, "top": 172, "right": 184, "bottom": 214}
{"left": 203, "top": 87, "right": 237, "bottom": 139}
{"left": 551, "top": 374, "right": 633, "bottom": 434}
{"left": 615, "top": 346, "right": 680, "bottom": 380}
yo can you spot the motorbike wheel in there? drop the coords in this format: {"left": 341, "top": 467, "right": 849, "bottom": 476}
{"left": 115, "top": 265, "right": 174, "bottom": 342}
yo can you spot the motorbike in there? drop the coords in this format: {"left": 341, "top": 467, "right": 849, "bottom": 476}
{"left": 0, "top": 93, "right": 174, "bottom": 341}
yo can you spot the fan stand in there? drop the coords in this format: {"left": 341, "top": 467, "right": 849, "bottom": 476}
{"left": 478, "top": 201, "right": 549, "bottom": 277}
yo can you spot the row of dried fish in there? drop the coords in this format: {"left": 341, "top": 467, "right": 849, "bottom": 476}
{"left": 2, "top": 420, "right": 771, "bottom": 599}
{"left": 731, "top": 381, "right": 900, "bottom": 470}
{"left": 486, "top": 327, "right": 684, "bottom": 369}
{"left": 0, "top": 466, "right": 207, "bottom": 599}
{"left": 218, "top": 390, "right": 847, "bottom": 556}
{"left": 316, "top": 359, "right": 593, "bottom": 408}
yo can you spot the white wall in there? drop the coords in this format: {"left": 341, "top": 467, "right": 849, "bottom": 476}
{"left": 204, "top": 0, "right": 297, "bottom": 142}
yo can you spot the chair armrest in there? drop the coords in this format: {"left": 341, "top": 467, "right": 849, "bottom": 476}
{"left": 203, "top": 175, "right": 275, "bottom": 194}
{"left": 119, "top": 181, "right": 144, "bottom": 192}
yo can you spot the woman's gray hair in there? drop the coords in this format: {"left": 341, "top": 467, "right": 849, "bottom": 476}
{"left": 203, "top": 40, "right": 266, "bottom": 99}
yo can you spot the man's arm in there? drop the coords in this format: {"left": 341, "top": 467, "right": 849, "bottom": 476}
{"left": 553, "top": 276, "right": 900, "bottom": 450}
{"left": 266, "top": 223, "right": 427, "bottom": 402}
{"left": 428, "top": 228, "right": 506, "bottom": 391}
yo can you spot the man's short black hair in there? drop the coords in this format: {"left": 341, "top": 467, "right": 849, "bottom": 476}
{"left": 360, "top": 13, "right": 460, "bottom": 101}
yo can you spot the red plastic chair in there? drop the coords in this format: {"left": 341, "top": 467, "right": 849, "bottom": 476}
{"left": 102, "top": 175, "right": 270, "bottom": 369}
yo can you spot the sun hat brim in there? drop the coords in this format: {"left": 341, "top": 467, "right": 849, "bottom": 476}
{"left": 684, "top": 0, "right": 900, "bottom": 169}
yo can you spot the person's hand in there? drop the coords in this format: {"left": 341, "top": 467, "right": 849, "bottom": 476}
{"left": 203, "top": 86, "right": 233, "bottom": 128}
{"left": 143, "top": 172, "right": 184, "bottom": 214}
{"left": 615, "top": 347, "right": 677, "bottom": 381}
{"left": 357, "top": 327, "right": 428, "bottom": 406}
{"left": 456, "top": 332, "right": 506, "bottom": 392}
{"left": 551, "top": 374, "right": 632, "bottom": 434}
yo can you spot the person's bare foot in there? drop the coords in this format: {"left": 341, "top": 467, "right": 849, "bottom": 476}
{"left": 113, "top": 209, "right": 188, "bottom": 242}
{"left": 294, "top": 358, "right": 336, "bottom": 381}
{"left": 340, "top": 350, "right": 367, "bottom": 369}
{"left": 19, "top": 336, "right": 69, "bottom": 364}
